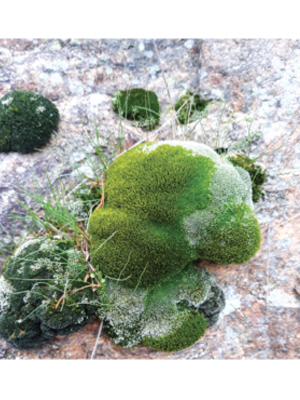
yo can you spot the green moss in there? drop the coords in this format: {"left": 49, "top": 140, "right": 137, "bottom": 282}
{"left": 142, "top": 310, "right": 207, "bottom": 352}
{"left": 111, "top": 88, "right": 160, "bottom": 129}
{"left": 0, "top": 90, "right": 59, "bottom": 153}
{"left": 0, "top": 239, "right": 98, "bottom": 349}
{"left": 227, "top": 153, "right": 267, "bottom": 203}
{"left": 196, "top": 202, "right": 261, "bottom": 264}
{"left": 89, "top": 144, "right": 216, "bottom": 287}
{"left": 89, "top": 141, "right": 261, "bottom": 290}
{"left": 98, "top": 263, "right": 225, "bottom": 350}
{"left": 174, "top": 91, "right": 209, "bottom": 124}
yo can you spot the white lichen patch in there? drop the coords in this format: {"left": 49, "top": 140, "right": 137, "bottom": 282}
{"left": 99, "top": 265, "right": 224, "bottom": 347}
{"left": 0, "top": 276, "right": 13, "bottom": 311}
{"left": 36, "top": 105, "right": 46, "bottom": 114}
{"left": 13, "top": 239, "right": 40, "bottom": 258}
{"left": 1, "top": 97, "right": 13, "bottom": 106}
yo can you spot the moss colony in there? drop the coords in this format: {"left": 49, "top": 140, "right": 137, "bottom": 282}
{"left": 87, "top": 141, "right": 261, "bottom": 351}
{"left": 0, "top": 90, "right": 59, "bottom": 153}
{"left": 111, "top": 88, "right": 160, "bottom": 129}
{"left": 174, "top": 91, "right": 209, "bottom": 124}
{"left": 0, "top": 141, "right": 262, "bottom": 352}
{"left": 0, "top": 239, "right": 100, "bottom": 349}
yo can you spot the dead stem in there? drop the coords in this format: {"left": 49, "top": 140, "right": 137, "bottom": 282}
{"left": 55, "top": 284, "right": 102, "bottom": 309}
{"left": 91, "top": 319, "right": 103, "bottom": 359}
{"left": 95, "top": 174, "right": 105, "bottom": 210}
{"left": 152, "top": 39, "right": 180, "bottom": 139}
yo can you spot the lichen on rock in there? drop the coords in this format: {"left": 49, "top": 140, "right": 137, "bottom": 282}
{"left": 0, "top": 90, "right": 59, "bottom": 153}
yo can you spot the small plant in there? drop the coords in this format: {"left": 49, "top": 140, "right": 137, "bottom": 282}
{"left": 111, "top": 88, "right": 160, "bottom": 129}
{"left": 0, "top": 90, "right": 59, "bottom": 153}
{"left": 174, "top": 90, "right": 209, "bottom": 125}
{"left": 227, "top": 153, "right": 267, "bottom": 203}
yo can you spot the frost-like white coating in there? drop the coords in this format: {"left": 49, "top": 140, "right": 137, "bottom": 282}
{"left": 0, "top": 276, "right": 13, "bottom": 311}
{"left": 99, "top": 266, "right": 223, "bottom": 347}
{"left": 140, "top": 140, "right": 220, "bottom": 163}
{"left": 13, "top": 239, "right": 41, "bottom": 258}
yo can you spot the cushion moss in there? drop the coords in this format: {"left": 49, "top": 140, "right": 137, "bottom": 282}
{"left": 89, "top": 141, "right": 261, "bottom": 289}
{"left": 0, "top": 239, "right": 98, "bottom": 349}
{"left": 89, "top": 143, "right": 216, "bottom": 287}
{"left": 111, "top": 88, "right": 160, "bottom": 129}
{"left": 0, "top": 90, "right": 59, "bottom": 153}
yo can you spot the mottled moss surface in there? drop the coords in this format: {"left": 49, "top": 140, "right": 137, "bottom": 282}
{"left": 111, "top": 88, "right": 160, "bottom": 129}
{"left": 98, "top": 264, "right": 225, "bottom": 351}
{"left": 0, "top": 90, "right": 59, "bottom": 153}
{"left": 89, "top": 141, "right": 261, "bottom": 289}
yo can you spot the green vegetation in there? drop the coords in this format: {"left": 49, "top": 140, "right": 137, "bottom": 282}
{"left": 0, "top": 239, "right": 100, "bottom": 349}
{"left": 227, "top": 153, "right": 267, "bottom": 203}
{"left": 0, "top": 78, "right": 267, "bottom": 354}
{"left": 174, "top": 91, "right": 209, "bottom": 124}
{"left": 0, "top": 90, "right": 59, "bottom": 153}
{"left": 142, "top": 311, "right": 207, "bottom": 352}
{"left": 89, "top": 141, "right": 261, "bottom": 289}
{"left": 98, "top": 263, "right": 225, "bottom": 351}
{"left": 111, "top": 88, "right": 160, "bottom": 129}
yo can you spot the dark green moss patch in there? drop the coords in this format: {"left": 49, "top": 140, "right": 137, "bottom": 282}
{"left": 143, "top": 311, "right": 207, "bottom": 352}
{"left": 174, "top": 91, "right": 209, "bottom": 124}
{"left": 111, "top": 88, "right": 160, "bottom": 129}
{"left": 0, "top": 239, "right": 98, "bottom": 349}
{"left": 0, "top": 90, "right": 59, "bottom": 153}
{"left": 227, "top": 153, "right": 267, "bottom": 203}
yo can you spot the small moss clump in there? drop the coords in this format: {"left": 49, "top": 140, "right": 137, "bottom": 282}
{"left": 0, "top": 90, "right": 59, "bottom": 153}
{"left": 227, "top": 153, "right": 267, "bottom": 203}
{"left": 111, "top": 88, "right": 160, "bottom": 129}
{"left": 174, "top": 91, "right": 209, "bottom": 124}
{"left": 0, "top": 239, "right": 98, "bottom": 349}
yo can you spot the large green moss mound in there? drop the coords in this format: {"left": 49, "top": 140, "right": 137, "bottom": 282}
{"left": 174, "top": 91, "right": 209, "bottom": 124}
{"left": 0, "top": 90, "right": 59, "bottom": 153}
{"left": 89, "top": 141, "right": 261, "bottom": 288}
{"left": 227, "top": 153, "right": 267, "bottom": 203}
{"left": 99, "top": 263, "right": 225, "bottom": 352}
{"left": 111, "top": 88, "right": 160, "bottom": 129}
{"left": 0, "top": 239, "right": 98, "bottom": 349}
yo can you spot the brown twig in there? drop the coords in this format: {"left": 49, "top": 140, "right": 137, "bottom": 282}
{"left": 95, "top": 174, "right": 105, "bottom": 210}
{"left": 152, "top": 39, "right": 180, "bottom": 139}
{"left": 55, "top": 284, "right": 102, "bottom": 309}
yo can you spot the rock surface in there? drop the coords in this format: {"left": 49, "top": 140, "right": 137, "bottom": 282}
{"left": 1, "top": 39, "right": 300, "bottom": 359}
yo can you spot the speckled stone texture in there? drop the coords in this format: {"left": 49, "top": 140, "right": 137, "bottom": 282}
{"left": 0, "top": 39, "right": 300, "bottom": 359}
